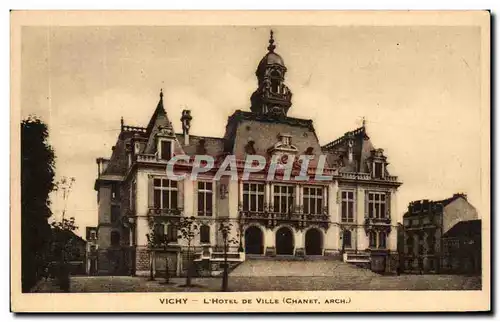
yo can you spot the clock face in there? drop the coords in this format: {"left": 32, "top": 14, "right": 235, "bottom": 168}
{"left": 279, "top": 154, "right": 289, "bottom": 164}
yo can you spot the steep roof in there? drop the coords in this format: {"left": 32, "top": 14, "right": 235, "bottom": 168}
{"left": 223, "top": 110, "right": 325, "bottom": 162}
{"left": 443, "top": 219, "right": 481, "bottom": 239}
{"left": 321, "top": 125, "right": 376, "bottom": 173}
{"left": 99, "top": 91, "right": 186, "bottom": 178}
{"left": 142, "top": 92, "right": 185, "bottom": 155}
{"left": 175, "top": 134, "right": 225, "bottom": 157}
{"left": 101, "top": 130, "right": 133, "bottom": 176}
{"left": 403, "top": 193, "right": 469, "bottom": 218}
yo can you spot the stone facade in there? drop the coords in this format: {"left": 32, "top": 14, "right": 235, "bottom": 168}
{"left": 94, "top": 31, "right": 402, "bottom": 277}
{"left": 401, "top": 193, "right": 478, "bottom": 274}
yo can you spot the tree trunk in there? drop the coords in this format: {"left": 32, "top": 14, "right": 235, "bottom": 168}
{"left": 149, "top": 250, "right": 155, "bottom": 281}
{"left": 164, "top": 256, "right": 170, "bottom": 284}
{"left": 222, "top": 239, "right": 229, "bottom": 291}
{"left": 186, "top": 240, "right": 192, "bottom": 287}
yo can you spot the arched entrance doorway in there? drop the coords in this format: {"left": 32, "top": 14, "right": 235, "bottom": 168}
{"left": 276, "top": 227, "right": 294, "bottom": 255}
{"left": 244, "top": 226, "right": 264, "bottom": 254}
{"left": 305, "top": 228, "right": 323, "bottom": 255}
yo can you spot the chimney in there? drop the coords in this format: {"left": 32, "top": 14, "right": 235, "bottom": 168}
{"left": 346, "top": 133, "right": 354, "bottom": 162}
{"left": 181, "top": 109, "right": 193, "bottom": 145}
{"left": 96, "top": 158, "right": 110, "bottom": 176}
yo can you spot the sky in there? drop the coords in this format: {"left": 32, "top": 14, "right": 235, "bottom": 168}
{"left": 21, "top": 26, "right": 483, "bottom": 238}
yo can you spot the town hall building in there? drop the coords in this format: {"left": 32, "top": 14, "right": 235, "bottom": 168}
{"left": 94, "top": 31, "right": 402, "bottom": 277}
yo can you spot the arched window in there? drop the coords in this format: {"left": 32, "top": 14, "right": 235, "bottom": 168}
{"left": 110, "top": 231, "right": 120, "bottom": 246}
{"left": 270, "top": 70, "right": 281, "bottom": 93}
{"left": 379, "top": 231, "right": 387, "bottom": 248}
{"left": 343, "top": 230, "right": 352, "bottom": 248}
{"left": 200, "top": 225, "right": 210, "bottom": 244}
{"left": 369, "top": 231, "right": 377, "bottom": 248}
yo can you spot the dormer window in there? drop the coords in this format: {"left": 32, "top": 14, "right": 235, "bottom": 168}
{"left": 158, "top": 139, "right": 173, "bottom": 160}
{"left": 245, "top": 140, "right": 256, "bottom": 155}
{"left": 111, "top": 183, "right": 120, "bottom": 200}
{"left": 369, "top": 149, "right": 387, "bottom": 179}
{"left": 279, "top": 133, "right": 291, "bottom": 146}
{"left": 374, "top": 162, "right": 383, "bottom": 178}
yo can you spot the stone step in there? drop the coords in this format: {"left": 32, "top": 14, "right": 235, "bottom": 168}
{"left": 230, "top": 258, "right": 379, "bottom": 277}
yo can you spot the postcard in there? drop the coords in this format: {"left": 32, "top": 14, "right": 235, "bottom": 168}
{"left": 10, "top": 10, "right": 490, "bottom": 312}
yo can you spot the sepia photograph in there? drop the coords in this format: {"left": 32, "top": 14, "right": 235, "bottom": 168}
{"left": 10, "top": 10, "right": 490, "bottom": 312}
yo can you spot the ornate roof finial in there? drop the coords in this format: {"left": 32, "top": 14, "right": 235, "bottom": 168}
{"left": 267, "top": 29, "right": 276, "bottom": 52}
{"left": 120, "top": 116, "right": 124, "bottom": 130}
{"left": 160, "top": 88, "right": 163, "bottom": 100}
{"left": 362, "top": 116, "right": 366, "bottom": 128}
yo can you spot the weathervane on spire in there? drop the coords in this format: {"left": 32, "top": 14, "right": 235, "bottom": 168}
{"left": 267, "top": 29, "right": 276, "bottom": 52}
{"left": 160, "top": 88, "right": 163, "bottom": 100}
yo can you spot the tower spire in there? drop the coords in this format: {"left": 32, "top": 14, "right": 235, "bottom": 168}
{"left": 251, "top": 29, "right": 292, "bottom": 117}
{"left": 160, "top": 88, "right": 163, "bottom": 100}
{"left": 267, "top": 29, "right": 276, "bottom": 52}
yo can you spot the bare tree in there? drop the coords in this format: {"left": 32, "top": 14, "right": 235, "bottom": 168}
{"left": 219, "top": 219, "right": 240, "bottom": 292}
{"left": 146, "top": 219, "right": 174, "bottom": 284}
{"left": 177, "top": 216, "right": 199, "bottom": 287}
{"left": 51, "top": 176, "right": 77, "bottom": 292}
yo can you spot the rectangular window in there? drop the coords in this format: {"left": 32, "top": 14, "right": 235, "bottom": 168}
{"left": 273, "top": 184, "right": 294, "bottom": 213}
{"left": 406, "top": 236, "right": 413, "bottom": 254}
{"left": 242, "top": 183, "right": 265, "bottom": 212}
{"left": 374, "top": 162, "right": 383, "bottom": 178}
{"left": 367, "top": 192, "right": 387, "bottom": 218}
{"left": 111, "top": 183, "right": 120, "bottom": 200}
{"left": 343, "top": 230, "right": 352, "bottom": 248}
{"left": 341, "top": 191, "right": 354, "bottom": 222}
{"left": 303, "top": 186, "right": 324, "bottom": 215}
{"left": 200, "top": 225, "right": 210, "bottom": 243}
{"left": 153, "top": 178, "right": 178, "bottom": 209}
{"left": 159, "top": 140, "right": 172, "bottom": 160}
{"left": 197, "top": 182, "right": 213, "bottom": 216}
{"left": 111, "top": 205, "right": 120, "bottom": 223}
{"left": 167, "top": 224, "right": 178, "bottom": 243}
{"left": 379, "top": 232, "right": 387, "bottom": 248}
{"left": 369, "top": 231, "right": 377, "bottom": 248}
{"left": 130, "top": 179, "right": 136, "bottom": 211}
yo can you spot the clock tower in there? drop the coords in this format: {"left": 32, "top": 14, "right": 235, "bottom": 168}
{"left": 250, "top": 30, "right": 293, "bottom": 117}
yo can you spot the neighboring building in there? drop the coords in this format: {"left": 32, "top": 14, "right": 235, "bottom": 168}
{"left": 401, "top": 193, "right": 478, "bottom": 274}
{"left": 85, "top": 227, "right": 99, "bottom": 275}
{"left": 50, "top": 228, "right": 87, "bottom": 275}
{"left": 442, "top": 219, "right": 481, "bottom": 275}
{"left": 94, "top": 31, "right": 402, "bottom": 277}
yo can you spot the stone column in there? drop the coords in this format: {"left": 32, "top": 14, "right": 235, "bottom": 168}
{"left": 294, "top": 229, "right": 305, "bottom": 257}
{"left": 264, "top": 228, "right": 276, "bottom": 256}
{"left": 238, "top": 180, "right": 243, "bottom": 210}
{"left": 264, "top": 182, "right": 270, "bottom": 210}
{"left": 295, "top": 184, "right": 301, "bottom": 211}
{"left": 268, "top": 183, "right": 274, "bottom": 212}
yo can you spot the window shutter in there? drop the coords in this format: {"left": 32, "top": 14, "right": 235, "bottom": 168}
{"left": 386, "top": 192, "right": 391, "bottom": 218}
{"left": 193, "top": 181, "right": 198, "bottom": 216}
{"left": 364, "top": 190, "right": 369, "bottom": 218}
{"left": 148, "top": 176, "right": 154, "bottom": 209}
{"left": 177, "top": 179, "right": 184, "bottom": 211}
